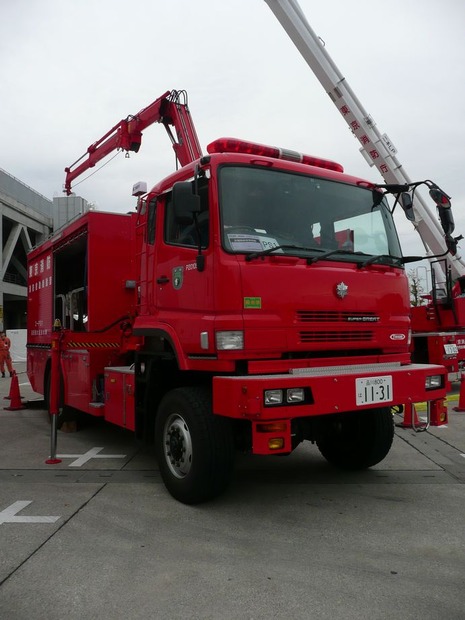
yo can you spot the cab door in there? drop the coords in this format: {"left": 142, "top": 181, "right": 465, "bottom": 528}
{"left": 153, "top": 183, "right": 215, "bottom": 356}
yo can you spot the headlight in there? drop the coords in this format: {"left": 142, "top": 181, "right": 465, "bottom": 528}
{"left": 287, "top": 388, "right": 305, "bottom": 403}
{"left": 425, "top": 375, "right": 443, "bottom": 390}
{"left": 264, "top": 389, "right": 283, "bottom": 405}
{"left": 215, "top": 331, "right": 244, "bottom": 350}
{"left": 264, "top": 388, "right": 308, "bottom": 406}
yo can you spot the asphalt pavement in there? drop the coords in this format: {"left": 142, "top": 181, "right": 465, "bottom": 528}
{"left": 1, "top": 364, "right": 465, "bottom": 620}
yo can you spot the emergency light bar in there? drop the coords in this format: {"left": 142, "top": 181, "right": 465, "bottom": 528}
{"left": 207, "top": 137, "right": 344, "bottom": 173}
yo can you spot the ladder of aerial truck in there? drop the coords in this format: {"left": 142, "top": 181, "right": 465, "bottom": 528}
{"left": 264, "top": 0, "right": 465, "bottom": 281}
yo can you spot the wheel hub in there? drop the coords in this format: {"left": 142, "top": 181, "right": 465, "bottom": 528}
{"left": 163, "top": 413, "right": 193, "bottom": 479}
{"left": 168, "top": 427, "right": 184, "bottom": 462}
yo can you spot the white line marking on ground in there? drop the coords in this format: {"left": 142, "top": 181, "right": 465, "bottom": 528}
{"left": 0, "top": 501, "right": 60, "bottom": 525}
{"left": 56, "top": 447, "right": 127, "bottom": 467}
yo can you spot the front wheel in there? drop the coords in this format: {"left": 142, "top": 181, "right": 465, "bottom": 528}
{"left": 155, "top": 387, "right": 235, "bottom": 504}
{"left": 316, "top": 407, "right": 394, "bottom": 470}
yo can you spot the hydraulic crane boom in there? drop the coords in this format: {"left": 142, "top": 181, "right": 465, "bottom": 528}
{"left": 264, "top": 0, "right": 465, "bottom": 282}
{"left": 64, "top": 89, "right": 202, "bottom": 195}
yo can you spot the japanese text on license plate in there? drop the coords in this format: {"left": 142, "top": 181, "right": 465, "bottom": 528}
{"left": 356, "top": 376, "right": 393, "bottom": 406}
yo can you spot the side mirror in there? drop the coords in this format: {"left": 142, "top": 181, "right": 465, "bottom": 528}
{"left": 429, "top": 187, "right": 451, "bottom": 209}
{"left": 172, "top": 182, "right": 201, "bottom": 224}
{"left": 428, "top": 186, "right": 454, "bottom": 236}
{"left": 400, "top": 192, "right": 415, "bottom": 221}
{"left": 438, "top": 208, "right": 455, "bottom": 236}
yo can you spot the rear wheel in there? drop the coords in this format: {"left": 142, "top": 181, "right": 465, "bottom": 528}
{"left": 316, "top": 408, "right": 394, "bottom": 470}
{"left": 155, "top": 386, "right": 235, "bottom": 504}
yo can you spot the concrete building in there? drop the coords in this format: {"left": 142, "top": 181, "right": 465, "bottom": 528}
{"left": 0, "top": 168, "right": 88, "bottom": 331}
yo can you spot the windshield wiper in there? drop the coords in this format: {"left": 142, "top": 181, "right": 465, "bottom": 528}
{"left": 245, "top": 245, "right": 421, "bottom": 268}
{"left": 358, "top": 254, "right": 422, "bottom": 269}
{"left": 306, "top": 249, "right": 369, "bottom": 265}
{"left": 245, "top": 244, "right": 314, "bottom": 261}
{"left": 247, "top": 246, "right": 371, "bottom": 264}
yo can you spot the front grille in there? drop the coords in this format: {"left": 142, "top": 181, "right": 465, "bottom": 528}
{"left": 296, "top": 310, "right": 378, "bottom": 323}
{"left": 299, "top": 330, "right": 374, "bottom": 343}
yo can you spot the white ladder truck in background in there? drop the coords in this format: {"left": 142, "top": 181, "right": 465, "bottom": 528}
{"left": 265, "top": 0, "right": 465, "bottom": 396}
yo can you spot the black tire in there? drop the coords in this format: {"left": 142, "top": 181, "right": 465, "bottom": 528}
{"left": 155, "top": 386, "right": 235, "bottom": 504}
{"left": 316, "top": 407, "right": 394, "bottom": 470}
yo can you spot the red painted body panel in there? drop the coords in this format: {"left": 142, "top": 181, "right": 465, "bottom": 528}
{"left": 104, "top": 367, "right": 135, "bottom": 430}
{"left": 238, "top": 259, "right": 409, "bottom": 356}
{"left": 27, "top": 211, "right": 138, "bottom": 400}
{"left": 62, "top": 347, "right": 122, "bottom": 414}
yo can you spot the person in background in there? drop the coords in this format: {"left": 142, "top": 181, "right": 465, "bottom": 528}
{"left": 0, "top": 332, "right": 14, "bottom": 378}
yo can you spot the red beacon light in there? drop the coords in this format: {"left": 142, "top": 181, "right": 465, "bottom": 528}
{"left": 206, "top": 137, "right": 344, "bottom": 173}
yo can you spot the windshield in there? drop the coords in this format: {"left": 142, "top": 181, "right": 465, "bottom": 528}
{"left": 218, "top": 166, "right": 402, "bottom": 261}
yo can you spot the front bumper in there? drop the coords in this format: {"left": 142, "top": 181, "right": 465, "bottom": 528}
{"left": 213, "top": 361, "right": 446, "bottom": 420}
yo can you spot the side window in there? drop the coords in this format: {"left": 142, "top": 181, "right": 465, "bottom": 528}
{"left": 164, "top": 191, "right": 176, "bottom": 244}
{"left": 164, "top": 179, "right": 209, "bottom": 248}
{"left": 147, "top": 198, "right": 157, "bottom": 245}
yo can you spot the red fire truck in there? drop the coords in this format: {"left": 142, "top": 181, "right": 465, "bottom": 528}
{"left": 27, "top": 89, "right": 447, "bottom": 504}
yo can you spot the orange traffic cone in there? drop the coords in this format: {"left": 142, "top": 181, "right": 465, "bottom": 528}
{"left": 399, "top": 402, "right": 427, "bottom": 430}
{"left": 4, "top": 372, "right": 25, "bottom": 411}
{"left": 3, "top": 370, "right": 17, "bottom": 400}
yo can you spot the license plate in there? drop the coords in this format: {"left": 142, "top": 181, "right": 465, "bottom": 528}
{"left": 356, "top": 376, "right": 393, "bottom": 406}
{"left": 444, "top": 344, "right": 458, "bottom": 355}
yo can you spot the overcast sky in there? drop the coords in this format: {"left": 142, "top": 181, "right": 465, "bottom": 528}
{"left": 2, "top": 0, "right": 465, "bottom": 264}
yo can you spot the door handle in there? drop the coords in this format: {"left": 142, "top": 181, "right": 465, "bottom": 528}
{"left": 157, "top": 276, "right": 170, "bottom": 284}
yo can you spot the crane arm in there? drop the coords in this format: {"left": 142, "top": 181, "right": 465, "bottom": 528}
{"left": 264, "top": 0, "right": 465, "bottom": 281}
{"left": 64, "top": 89, "right": 202, "bottom": 195}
